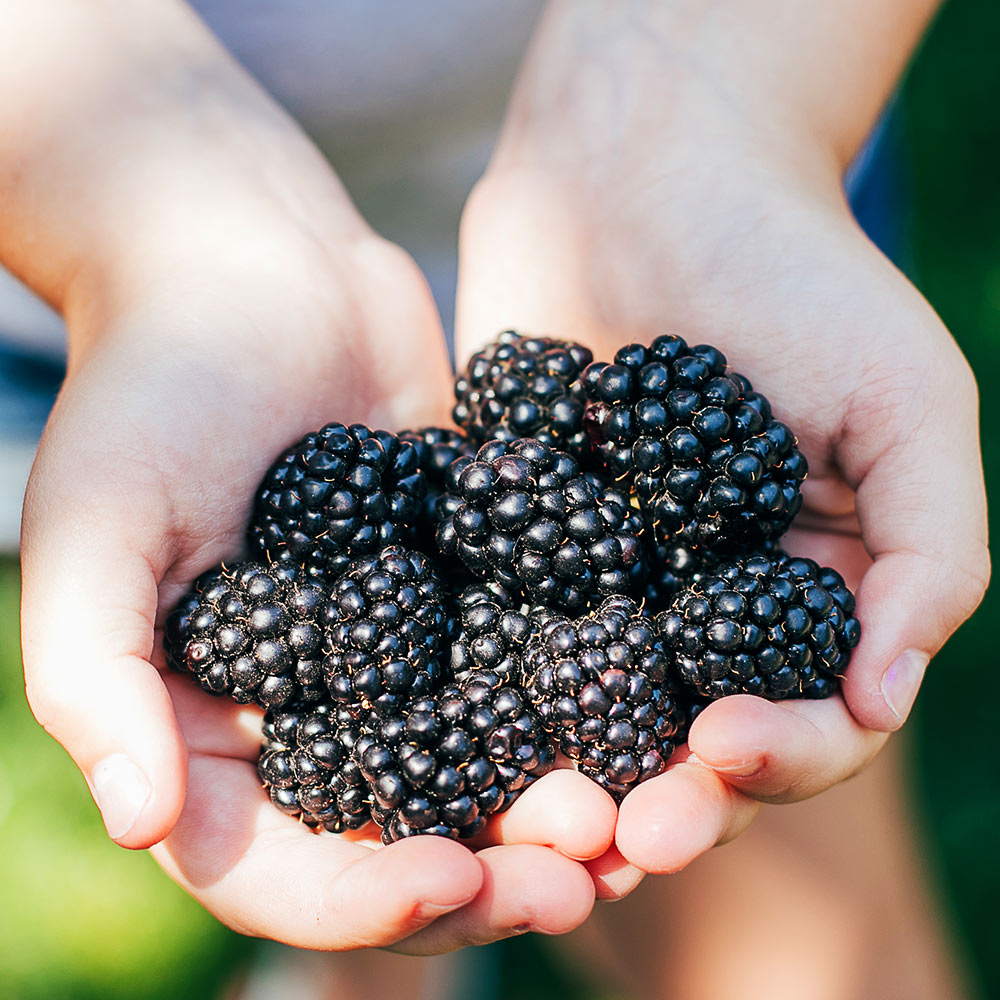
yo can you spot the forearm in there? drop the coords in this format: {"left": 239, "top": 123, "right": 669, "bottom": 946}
{"left": 0, "top": 0, "right": 362, "bottom": 337}
{"left": 499, "top": 0, "right": 940, "bottom": 183}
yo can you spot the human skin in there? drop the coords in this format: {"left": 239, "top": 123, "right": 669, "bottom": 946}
{"left": 5, "top": 0, "right": 990, "bottom": 958}
{"left": 4, "top": 0, "right": 612, "bottom": 953}
{"left": 456, "top": 0, "right": 989, "bottom": 879}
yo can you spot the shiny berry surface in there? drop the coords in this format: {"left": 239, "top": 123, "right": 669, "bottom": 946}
{"left": 249, "top": 423, "right": 426, "bottom": 582}
{"left": 164, "top": 561, "right": 330, "bottom": 709}
{"left": 523, "top": 596, "right": 688, "bottom": 801}
{"left": 581, "top": 336, "right": 807, "bottom": 551}
{"left": 322, "top": 546, "right": 454, "bottom": 716}
{"left": 258, "top": 701, "right": 373, "bottom": 833}
{"left": 659, "top": 553, "right": 861, "bottom": 700}
{"left": 355, "top": 671, "right": 553, "bottom": 843}
{"left": 453, "top": 330, "right": 594, "bottom": 457}
{"left": 436, "top": 438, "right": 645, "bottom": 612}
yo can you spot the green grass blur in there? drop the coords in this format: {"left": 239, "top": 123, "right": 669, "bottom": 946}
{"left": 0, "top": 559, "right": 252, "bottom": 1000}
{"left": 0, "top": 2, "right": 997, "bottom": 998}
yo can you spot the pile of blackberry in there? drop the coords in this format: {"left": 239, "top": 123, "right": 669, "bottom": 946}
{"left": 164, "top": 331, "right": 860, "bottom": 842}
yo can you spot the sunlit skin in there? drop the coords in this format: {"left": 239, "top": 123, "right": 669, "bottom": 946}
{"left": 4, "top": 0, "right": 989, "bottom": 966}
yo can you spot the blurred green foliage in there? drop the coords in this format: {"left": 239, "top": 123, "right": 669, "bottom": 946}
{"left": 0, "top": 2, "right": 996, "bottom": 998}
{"left": 0, "top": 559, "right": 251, "bottom": 1000}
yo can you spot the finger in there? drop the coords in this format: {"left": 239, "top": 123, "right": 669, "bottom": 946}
{"left": 687, "top": 695, "right": 888, "bottom": 803}
{"left": 21, "top": 479, "right": 187, "bottom": 849}
{"left": 615, "top": 753, "right": 759, "bottom": 874}
{"left": 475, "top": 768, "right": 618, "bottom": 861}
{"left": 455, "top": 174, "right": 626, "bottom": 365}
{"left": 151, "top": 754, "right": 483, "bottom": 950}
{"left": 837, "top": 342, "right": 989, "bottom": 731}
{"left": 585, "top": 844, "right": 646, "bottom": 901}
{"left": 392, "top": 844, "right": 596, "bottom": 955}
{"left": 351, "top": 237, "right": 455, "bottom": 430}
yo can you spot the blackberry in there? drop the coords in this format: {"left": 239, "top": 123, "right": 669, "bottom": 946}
{"left": 258, "top": 702, "right": 372, "bottom": 833}
{"left": 398, "top": 426, "right": 476, "bottom": 552}
{"left": 164, "top": 561, "right": 329, "bottom": 709}
{"left": 323, "top": 546, "right": 453, "bottom": 715}
{"left": 523, "top": 596, "right": 687, "bottom": 801}
{"left": 658, "top": 552, "right": 861, "bottom": 700}
{"left": 453, "top": 330, "right": 593, "bottom": 456}
{"left": 451, "top": 581, "right": 558, "bottom": 684}
{"left": 436, "top": 438, "right": 645, "bottom": 613}
{"left": 249, "top": 422, "right": 426, "bottom": 582}
{"left": 642, "top": 537, "right": 783, "bottom": 610}
{"left": 356, "top": 671, "right": 554, "bottom": 844}
{"left": 642, "top": 540, "right": 707, "bottom": 609}
{"left": 581, "top": 336, "right": 807, "bottom": 551}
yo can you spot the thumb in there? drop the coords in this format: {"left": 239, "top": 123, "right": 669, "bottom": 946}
{"left": 20, "top": 444, "right": 188, "bottom": 849}
{"left": 838, "top": 340, "right": 989, "bottom": 731}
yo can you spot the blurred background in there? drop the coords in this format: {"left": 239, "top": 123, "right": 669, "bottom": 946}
{"left": 0, "top": 1, "right": 997, "bottom": 998}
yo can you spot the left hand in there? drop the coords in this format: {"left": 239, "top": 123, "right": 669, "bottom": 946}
{"left": 455, "top": 1, "right": 989, "bottom": 886}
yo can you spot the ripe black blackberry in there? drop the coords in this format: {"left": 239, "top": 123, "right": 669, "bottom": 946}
{"left": 258, "top": 702, "right": 373, "bottom": 833}
{"left": 451, "top": 581, "right": 558, "bottom": 684}
{"left": 453, "top": 330, "right": 593, "bottom": 456}
{"left": 323, "top": 547, "right": 454, "bottom": 716}
{"left": 642, "top": 537, "right": 783, "bottom": 610}
{"left": 164, "top": 561, "right": 329, "bottom": 709}
{"left": 581, "top": 336, "right": 807, "bottom": 551}
{"left": 436, "top": 438, "right": 645, "bottom": 613}
{"left": 249, "top": 423, "right": 426, "bottom": 582}
{"left": 398, "top": 426, "right": 477, "bottom": 552}
{"left": 523, "top": 596, "right": 687, "bottom": 801}
{"left": 642, "top": 540, "right": 707, "bottom": 609}
{"left": 658, "top": 552, "right": 861, "bottom": 700}
{"left": 355, "top": 672, "right": 554, "bottom": 843}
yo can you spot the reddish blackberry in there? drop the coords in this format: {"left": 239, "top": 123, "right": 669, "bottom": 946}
{"left": 323, "top": 547, "right": 454, "bottom": 716}
{"left": 581, "top": 336, "right": 807, "bottom": 551}
{"left": 451, "top": 581, "right": 558, "bottom": 684}
{"left": 398, "top": 426, "right": 476, "bottom": 552}
{"left": 249, "top": 423, "right": 426, "bottom": 582}
{"left": 523, "top": 596, "right": 687, "bottom": 801}
{"left": 658, "top": 553, "right": 861, "bottom": 700}
{"left": 453, "top": 330, "right": 593, "bottom": 456}
{"left": 164, "top": 561, "right": 329, "bottom": 709}
{"left": 355, "top": 671, "right": 554, "bottom": 843}
{"left": 258, "top": 702, "right": 372, "bottom": 833}
{"left": 436, "top": 438, "right": 645, "bottom": 613}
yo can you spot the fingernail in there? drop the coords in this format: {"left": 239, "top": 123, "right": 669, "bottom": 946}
{"left": 689, "top": 751, "right": 763, "bottom": 778}
{"left": 709, "top": 758, "right": 764, "bottom": 778}
{"left": 881, "top": 650, "right": 929, "bottom": 726}
{"left": 413, "top": 898, "right": 471, "bottom": 921}
{"left": 90, "top": 754, "right": 150, "bottom": 840}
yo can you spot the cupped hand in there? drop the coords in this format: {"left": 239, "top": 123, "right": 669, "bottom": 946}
{"left": 19, "top": 226, "right": 608, "bottom": 949}
{"left": 456, "top": 5, "right": 989, "bottom": 876}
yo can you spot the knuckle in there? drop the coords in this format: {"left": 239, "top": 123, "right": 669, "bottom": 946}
{"left": 949, "top": 543, "right": 991, "bottom": 615}
{"left": 23, "top": 672, "right": 73, "bottom": 739}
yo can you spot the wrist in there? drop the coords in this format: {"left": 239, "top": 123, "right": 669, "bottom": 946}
{"left": 0, "top": 0, "right": 366, "bottom": 324}
{"left": 502, "top": 0, "right": 938, "bottom": 186}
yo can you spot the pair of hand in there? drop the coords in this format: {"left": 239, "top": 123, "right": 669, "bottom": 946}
{"left": 18, "top": 0, "right": 988, "bottom": 956}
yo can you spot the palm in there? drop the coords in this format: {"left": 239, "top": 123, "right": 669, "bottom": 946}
{"left": 456, "top": 149, "right": 984, "bottom": 872}
{"left": 21, "top": 251, "right": 614, "bottom": 950}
